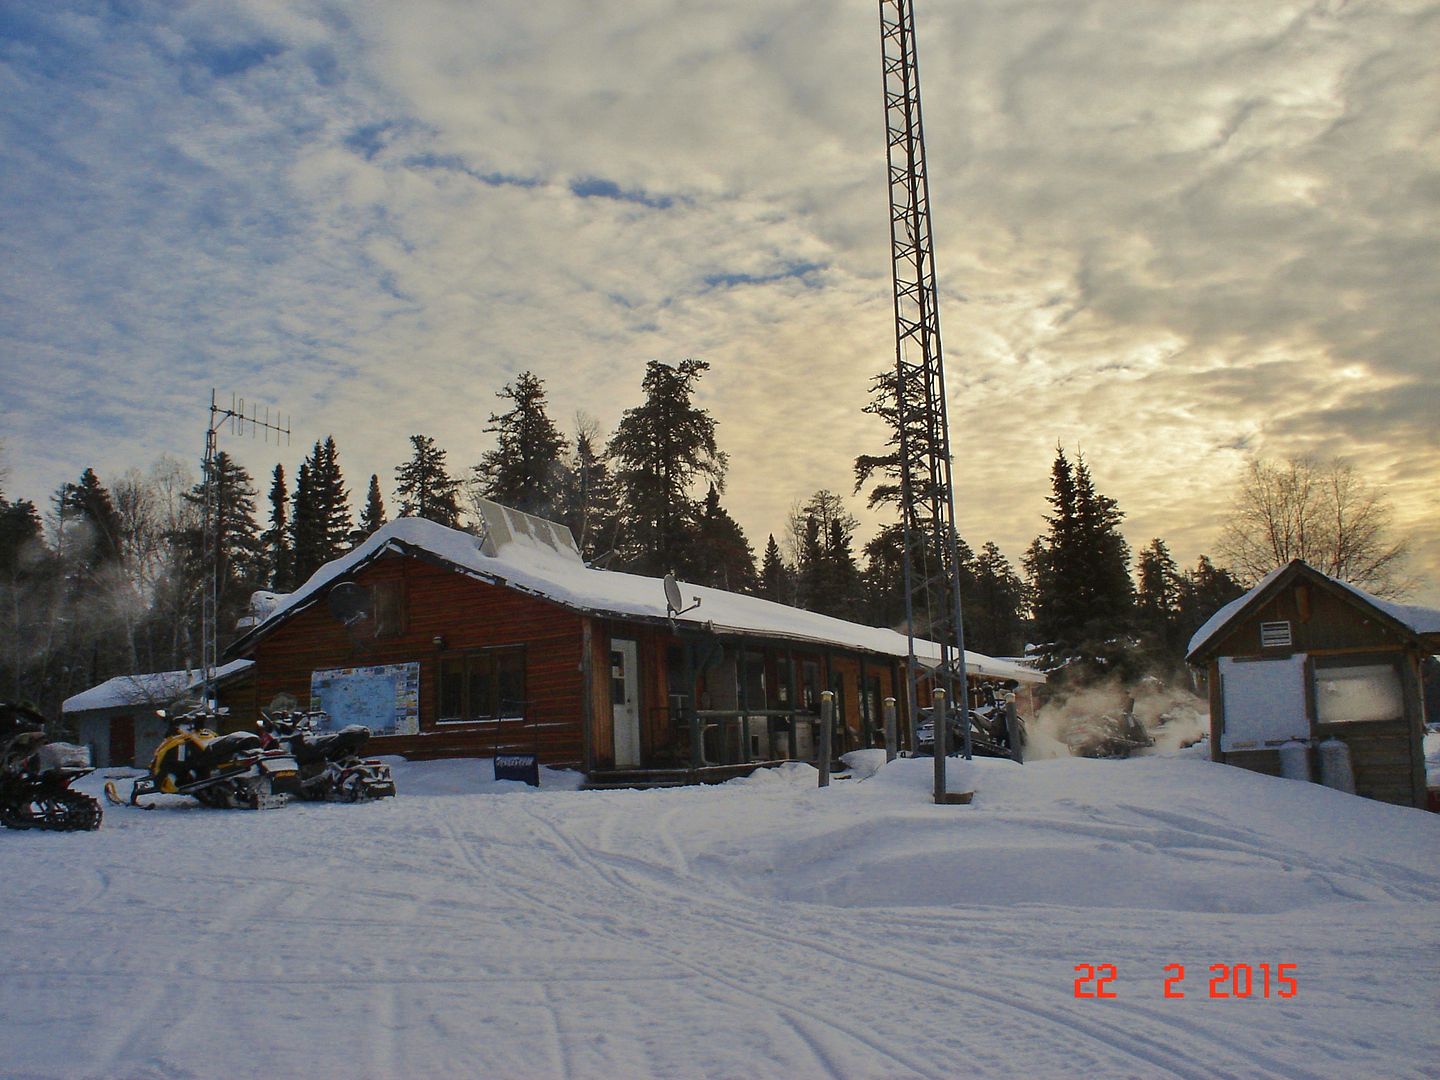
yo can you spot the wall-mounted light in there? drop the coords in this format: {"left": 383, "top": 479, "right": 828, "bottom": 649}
{"left": 433, "top": 635, "right": 446, "bottom": 650}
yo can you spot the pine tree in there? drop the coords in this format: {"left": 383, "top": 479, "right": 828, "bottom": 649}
{"left": 472, "top": 371, "right": 569, "bottom": 517}
{"left": 359, "top": 474, "right": 386, "bottom": 538}
{"left": 608, "top": 359, "right": 727, "bottom": 577}
{"left": 264, "top": 464, "right": 292, "bottom": 591}
{"left": 969, "top": 541, "right": 1027, "bottom": 657}
{"left": 1176, "top": 555, "right": 1246, "bottom": 650}
{"left": 184, "top": 452, "right": 265, "bottom": 645}
{"left": 1027, "top": 446, "right": 1133, "bottom": 652}
{"left": 291, "top": 437, "right": 353, "bottom": 583}
{"left": 394, "top": 434, "right": 461, "bottom": 527}
{"left": 58, "top": 468, "right": 124, "bottom": 572}
{"left": 1136, "top": 538, "right": 1183, "bottom": 654}
{"left": 792, "top": 491, "right": 862, "bottom": 620}
{"left": 689, "top": 484, "right": 759, "bottom": 594}
{"left": 558, "top": 417, "right": 619, "bottom": 562}
{"left": 758, "top": 534, "right": 794, "bottom": 605}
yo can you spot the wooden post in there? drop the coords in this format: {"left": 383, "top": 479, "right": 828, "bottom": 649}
{"left": 884, "top": 696, "right": 898, "bottom": 762}
{"left": 819, "top": 690, "right": 833, "bottom": 788}
{"left": 933, "top": 687, "right": 947, "bottom": 801}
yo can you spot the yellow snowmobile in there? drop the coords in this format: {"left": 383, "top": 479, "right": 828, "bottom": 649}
{"left": 104, "top": 704, "right": 300, "bottom": 810}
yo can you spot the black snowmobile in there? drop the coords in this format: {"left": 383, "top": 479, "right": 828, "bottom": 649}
{"left": 257, "top": 709, "right": 395, "bottom": 802}
{"left": 0, "top": 702, "right": 103, "bottom": 831}
{"left": 105, "top": 703, "right": 301, "bottom": 810}
{"left": 1063, "top": 696, "right": 1154, "bottom": 759}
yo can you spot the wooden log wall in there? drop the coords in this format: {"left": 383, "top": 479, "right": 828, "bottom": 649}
{"left": 244, "top": 554, "right": 587, "bottom": 767}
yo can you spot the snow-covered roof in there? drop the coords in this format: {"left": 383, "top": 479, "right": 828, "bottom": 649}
{"left": 1187, "top": 561, "right": 1440, "bottom": 661}
{"left": 233, "top": 513, "right": 1044, "bottom": 685}
{"left": 62, "top": 659, "right": 255, "bottom": 714}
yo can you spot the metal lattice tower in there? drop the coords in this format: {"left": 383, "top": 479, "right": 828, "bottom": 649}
{"left": 879, "top": 0, "right": 972, "bottom": 775}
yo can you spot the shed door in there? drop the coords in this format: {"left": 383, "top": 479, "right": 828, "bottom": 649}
{"left": 1219, "top": 654, "right": 1309, "bottom": 751}
{"left": 109, "top": 715, "right": 135, "bottom": 768}
{"left": 611, "top": 639, "right": 641, "bottom": 768}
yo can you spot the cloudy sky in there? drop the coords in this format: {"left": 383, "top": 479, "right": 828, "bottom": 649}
{"left": 2, "top": 0, "right": 1437, "bottom": 604}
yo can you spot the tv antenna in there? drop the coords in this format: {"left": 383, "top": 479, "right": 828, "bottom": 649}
{"left": 201, "top": 390, "right": 291, "bottom": 709}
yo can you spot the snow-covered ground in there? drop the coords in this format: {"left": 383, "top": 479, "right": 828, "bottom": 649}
{"left": 2, "top": 750, "right": 1437, "bottom": 1079}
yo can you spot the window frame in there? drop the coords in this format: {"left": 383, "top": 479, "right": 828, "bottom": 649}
{"left": 436, "top": 645, "right": 527, "bottom": 725}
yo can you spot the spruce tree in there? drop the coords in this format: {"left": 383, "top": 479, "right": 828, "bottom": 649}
{"left": 689, "top": 484, "right": 759, "bottom": 594}
{"left": 1027, "top": 446, "right": 1133, "bottom": 652}
{"left": 608, "top": 359, "right": 727, "bottom": 577}
{"left": 359, "top": 474, "right": 386, "bottom": 538}
{"left": 559, "top": 420, "right": 620, "bottom": 562}
{"left": 291, "top": 437, "right": 353, "bottom": 583}
{"left": 394, "top": 434, "right": 461, "bottom": 527}
{"left": 969, "top": 541, "right": 1027, "bottom": 657}
{"left": 472, "top": 371, "right": 569, "bottom": 517}
{"left": 184, "top": 452, "right": 265, "bottom": 645}
{"left": 264, "top": 463, "right": 292, "bottom": 591}
{"left": 758, "top": 534, "right": 794, "bottom": 605}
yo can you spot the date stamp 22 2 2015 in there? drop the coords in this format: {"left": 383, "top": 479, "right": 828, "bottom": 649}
{"left": 1073, "top": 963, "right": 1298, "bottom": 1000}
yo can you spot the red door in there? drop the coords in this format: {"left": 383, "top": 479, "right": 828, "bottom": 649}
{"left": 108, "top": 715, "right": 135, "bottom": 767}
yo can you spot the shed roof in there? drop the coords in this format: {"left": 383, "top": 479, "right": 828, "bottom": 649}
{"left": 62, "top": 659, "right": 255, "bottom": 714}
{"left": 1186, "top": 560, "right": 1440, "bottom": 663}
{"left": 229, "top": 513, "right": 1044, "bottom": 685}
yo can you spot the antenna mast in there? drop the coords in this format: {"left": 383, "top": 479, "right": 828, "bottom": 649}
{"left": 201, "top": 390, "right": 290, "bottom": 710}
{"left": 878, "top": 0, "right": 973, "bottom": 797}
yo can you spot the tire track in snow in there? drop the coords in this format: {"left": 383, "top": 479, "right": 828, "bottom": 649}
{"left": 517, "top": 803, "right": 1287, "bottom": 1080}
{"left": 511, "top": 804, "right": 936, "bottom": 1080}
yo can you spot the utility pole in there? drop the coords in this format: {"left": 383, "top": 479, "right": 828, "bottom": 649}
{"left": 201, "top": 390, "right": 290, "bottom": 710}
{"left": 878, "top": 0, "right": 974, "bottom": 802}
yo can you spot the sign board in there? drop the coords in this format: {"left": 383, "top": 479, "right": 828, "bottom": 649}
{"left": 1219, "top": 654, "right": 1309, "bottom": 751}
{"left": 310, "top": 663, "right": 421, "bottom": 736}
{"left": 494, "top": 753, "right": 539, "bottom": 786}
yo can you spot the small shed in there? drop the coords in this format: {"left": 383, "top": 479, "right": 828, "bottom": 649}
{"left": 1186, "top": 560, "right": 1439, "bottom": 808}
{"left": 63, "top": 659, "right": 255, "bottom": 768}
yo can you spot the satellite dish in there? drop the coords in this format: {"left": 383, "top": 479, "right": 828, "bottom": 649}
{"left": 663, "top": 570, "right": 701, "bottom": 624}
{"left": 327, "top": 581, "right": 372, "bottom": 626}
{"left": 663, "top": 572, "right": 684, "bottom": 614}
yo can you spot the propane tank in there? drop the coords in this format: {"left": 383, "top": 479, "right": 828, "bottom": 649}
{"left": 1278, "top": 740, "right": 1311, "bottom": 782}
{"left": 1319, "top": 737, "right": 1355, "bottom": 794}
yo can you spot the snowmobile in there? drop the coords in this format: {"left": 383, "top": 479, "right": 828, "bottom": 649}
{"left": 0, "top": 702, "right": 103, "bottom": 831}
{"left": 915, "top": 692, "right": 1026, "bottom": 762}
{"left": 257, "top": 709, "right": 395, "bottom": 802}
{"left": 1063, "top": 697, "right": 1154, "bottom": 759}
{"left": 104, "top": 703, "right": 301, "bottom": 810}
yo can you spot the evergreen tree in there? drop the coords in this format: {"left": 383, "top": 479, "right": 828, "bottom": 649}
{"left": 758, "top": 534, "right": 794, "bottom": 606}
{"left": 689, "top": 484, "right": 759, "bottom": 594}
{"left": 558, "top": 417, "right": 620, "bottom": 563}
{"left": 394, "top": 434, "right": 461, "bottom": 527}
{"left": 359, "top": 474, "right": 386, "bottom": 538}
{"left": 1027, "top": 446, "right": 1134, "bottom": 652}
{"left": 792, "top": 491, "right": 862, "bottom": 620}
{"left": 472, "top": 371, "right": 569, "bottom": 517}
{"left": 58, "top": 468, "right": 124, "bottom": 572}
{"left": 184, "top": 451, "right": 265, "bottom": 646}
{"left": 291, "top": 437, "right": 353, "bottom": 583}
{"left": 608, "top": 359, "right": 727, "bottom": 577}
{"left": 264, "top": 464, "right": 292, "bottom": 591}
{"left": 1136, "top": 537, "right": 1184, "bottom": 654}
{"left": 969, "top": 541, "right": 1028, "bottom": 657}
{"left": 861, "top": 522, "right": 908, "bottom": 627}
{"left": 1176, "top": 555, "right": 1246, "bottom": 650}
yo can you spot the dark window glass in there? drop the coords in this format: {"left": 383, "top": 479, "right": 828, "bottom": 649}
{"left": 439, "top": 657, "right": 465, "bottom": 721}
{"left": 436, "top": 648, "right": 526, "bottom": 723}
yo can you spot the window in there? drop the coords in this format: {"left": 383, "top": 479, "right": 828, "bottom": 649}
{"left": 1314, "top": 663, "right": 1403, "bottom": 725}
{"left": 437, "top": 648, "right": 525, "bottom": 723}
{"left": 373, "top": 580, "right": 407, "bottom": 638}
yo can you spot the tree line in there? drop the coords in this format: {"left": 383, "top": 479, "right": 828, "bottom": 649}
{"left": 0, "top": 357, "right": 1413, "bottom": 717}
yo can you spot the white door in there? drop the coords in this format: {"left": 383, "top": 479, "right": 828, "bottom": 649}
{"left": 611, "top": 639, "right": 641, "bottom": 768}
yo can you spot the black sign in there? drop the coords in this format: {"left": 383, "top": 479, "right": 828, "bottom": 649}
{"left": 493, "top": 753, "right": 539, "bottom": 787}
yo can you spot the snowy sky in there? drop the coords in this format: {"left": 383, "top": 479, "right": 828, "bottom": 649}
{"left": 2, "top": 0, "right": 1437, "bottom": 604}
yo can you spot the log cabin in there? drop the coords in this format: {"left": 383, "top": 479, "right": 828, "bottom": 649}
{"left": 1186, "top": 560, "right": 1439, "bottom": 809}
{"left": 225, "top": 500, "right": 1043, "bottom": 784}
